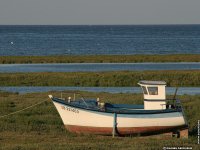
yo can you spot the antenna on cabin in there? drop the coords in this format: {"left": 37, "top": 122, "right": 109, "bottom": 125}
{"left": 173, "top": 87, "right": 178, "bottom": 100}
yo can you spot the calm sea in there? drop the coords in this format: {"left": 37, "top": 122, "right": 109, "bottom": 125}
{"left": 0, "top": 25, "right": 200, "bottom": 56}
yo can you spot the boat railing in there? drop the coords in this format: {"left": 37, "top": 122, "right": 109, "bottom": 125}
{"left": 59, "top": 91, "right": 89, "bottom": 108}
{"left": 159, "top": 98, "right": 182, "bottom": 110}
{"left": 59, "top": 92, "right": 107, "bottom": 111}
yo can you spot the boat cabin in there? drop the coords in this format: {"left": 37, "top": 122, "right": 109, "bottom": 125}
{"left": 138, "top": 80, "right": 166, "bottom": 110}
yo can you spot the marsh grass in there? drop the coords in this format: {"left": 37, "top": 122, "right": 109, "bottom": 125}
{"left": 0, "top": 54, "right": 200, "bottom": 64}
{"left": 0, "top": 70, "right": 200, "bottom": 87}
{"left": 0, "top": 91, "right": 199, "bottom": 149}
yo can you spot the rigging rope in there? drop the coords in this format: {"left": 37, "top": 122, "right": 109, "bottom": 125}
{"left": 0, "top": 99, "right": 49, "bottom": 119}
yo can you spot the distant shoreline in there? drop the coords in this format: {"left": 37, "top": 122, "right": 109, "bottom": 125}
{"left": 0, "top": 54, "right": 200, "bottom": 64}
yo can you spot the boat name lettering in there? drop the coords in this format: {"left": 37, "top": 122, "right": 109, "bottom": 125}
{"left": 61, "top": 106, "right": 79, "bottom": 113}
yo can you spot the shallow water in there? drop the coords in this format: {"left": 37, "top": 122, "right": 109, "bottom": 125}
{"left": 0, "top": 86, "right": 199, "bottom": 95}
{"left": 0, "top": 62, "right": 200, "bottom": 72}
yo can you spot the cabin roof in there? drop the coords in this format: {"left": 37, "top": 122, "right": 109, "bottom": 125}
{"left": 138, "top": 80, "right": 166, "bottom": 85}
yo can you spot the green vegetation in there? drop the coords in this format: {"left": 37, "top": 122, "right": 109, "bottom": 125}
{"left": 0, "top": 70, "right": 200, "bottom": 87}
{"left": 0, "top": 91, "right": 199, "bottom": 149}
{"left": 0, "top": 54, "right": 200, "bottom": 64}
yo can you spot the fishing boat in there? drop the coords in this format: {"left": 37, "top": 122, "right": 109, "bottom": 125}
{"left": 48, "top": 81, "right": 188, "bottom": 137}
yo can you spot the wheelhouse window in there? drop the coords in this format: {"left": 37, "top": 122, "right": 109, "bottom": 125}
{"left": 141, "top": 86, "right": 148, "bottom": 95}
{"left": 147, "top": 87, "right": 158, "bottom": 95}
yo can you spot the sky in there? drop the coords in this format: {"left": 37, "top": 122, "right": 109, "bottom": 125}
{"left": 0, "top": 0, "right": 200, "bottom": 25}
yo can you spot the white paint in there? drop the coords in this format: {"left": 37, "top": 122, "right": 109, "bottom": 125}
{"left": 53, "top": 101, "right": 186, "bottom": 129}
{"left": 48, "top": 95, "right": 53, "bottom": 98}
{"left": 138, "top": 81, "right": 166, "bottom": 110}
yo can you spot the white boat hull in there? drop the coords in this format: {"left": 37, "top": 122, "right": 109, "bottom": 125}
{"left": 53, "top": 101, "right": 187, "bottom": 135}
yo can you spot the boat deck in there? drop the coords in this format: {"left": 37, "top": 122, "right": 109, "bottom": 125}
{"left": 52, "top": 97, "right": 180, "bottom": 114}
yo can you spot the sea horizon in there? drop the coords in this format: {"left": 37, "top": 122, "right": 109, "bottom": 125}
{"left": 1, "top": 24, "right": 200, "bottom": 56}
